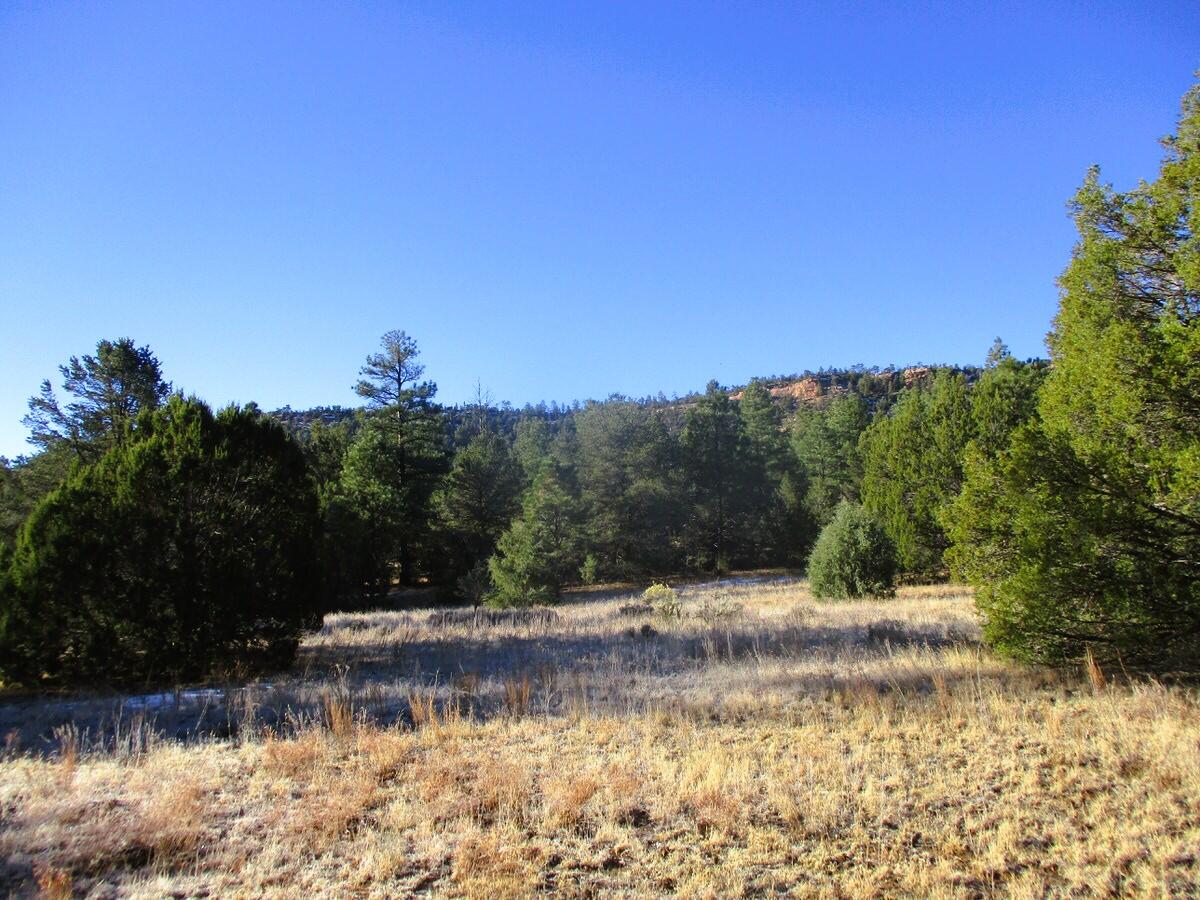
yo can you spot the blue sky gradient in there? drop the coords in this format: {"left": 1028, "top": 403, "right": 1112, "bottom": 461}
{"left": 1, "top": 1, "right": 1198, "bottom": 456}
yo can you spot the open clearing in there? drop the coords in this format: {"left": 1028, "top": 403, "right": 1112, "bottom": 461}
{"left": 2, "top": 579, "right": 1198, "bottom": 897}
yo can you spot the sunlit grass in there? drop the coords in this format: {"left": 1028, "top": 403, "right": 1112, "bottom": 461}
{"left": 1, "top": 579, "right": 1197, "bottom": 895}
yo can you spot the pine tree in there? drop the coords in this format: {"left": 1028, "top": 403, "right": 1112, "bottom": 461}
{"left": 969, "top": 353, "right": 1047, "bottom": 457}
{"left": 23, "top": 337, "right": 170, "bottom": 460}
{"left": 575, "top": 399, "right": 684, "bottom": 578}
{"left": 738, "top": 381, "right": 812, "bottom": 564}
{"left": 681, "top": 381, "right": 748, "bottom": 572}
{"left": 345, "top": 331, "right": 447, "bottom": 584}
{"left": 488, "top": 463, "right": 584, "bottom": 605}
{"left": 859, "top": 371, "right": 973, "bottom": 574}
{"left": 791, "top": 393, "right": 869, "bottom": 527}
{"left": 435, "top": 429, "right": 522, "bottom": 564}
{"left": 0, "top": 448, "right": 73, "bottom": 547}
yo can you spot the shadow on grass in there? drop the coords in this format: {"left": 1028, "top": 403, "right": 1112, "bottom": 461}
{"left": 0, "top": 607, "right": 981, "bottom": 755}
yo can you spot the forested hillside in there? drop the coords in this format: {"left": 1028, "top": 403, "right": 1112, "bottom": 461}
{"left": 2, "top": 81, "right": 1198, "bottom": 686}
{"left": 0, "top": 330, "right": 1037, "bottom": 684}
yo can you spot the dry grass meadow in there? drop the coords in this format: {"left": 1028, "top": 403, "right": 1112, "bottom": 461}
{"left": 1, "top": 577, "right": 1198, "bottom": 897}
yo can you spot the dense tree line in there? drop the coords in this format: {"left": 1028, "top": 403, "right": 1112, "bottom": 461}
{"left": 297, "top": 346, "right": 1005, "bottom": 610}
{"left": 0, "top": 329, "right": 1043, "bottom": 685}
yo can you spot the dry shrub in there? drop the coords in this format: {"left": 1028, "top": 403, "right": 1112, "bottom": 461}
{"left": 281, "top": 728, "right": 410, "bottom": 854}
{"left": 136, "top": 775, "right": 208, "bottom": 864}
{"left": 415, "top": 752, "right": 468, "bottom": 818}
{"left": 470, "top": 758, "right": 533, "bottom": 826}
{"left": 451, "top": 825, "right": 540, "bottom": 898}
{"left": 52, "top": 725, "right": 79, "bottom": 786}
{"left": 429, "top": 607, "right": 560, "bottom": 630}
{"left": 408, "top": 688, "right": 439, "bottom": 728}
{"left": 644, "top": 582, "right": 682, "bottom": 620}
{"left": 542, "top": 774, "right": 600, "bottom": 831}
{"left": 1085, "top": 646, "right": 1108, "bottom": 693}
{"left": 695, "top": 592, "right": 742, "bottom": 624}
{"left": 33, "top": 864, "right": 72, "bottom": 900}
{"left": 287, "top": 763, "right": 377, "bottom": 853}
{"left": 453, "top": 672, "right": 481, "bottom": 713}
{"left": 414, "top": 750, "right": 532, "bottom": 827}
{"left": 321, "top": 689, "right": 355, "bottom": 738}
{"left": 931, "top": 669, "right": 950, "bottom": 701}
{"left": 261, "top": 729, "right": 325, "bottom": 780}
{"left": 768, "top": 774, "right": 846, "bottom": 839}
{"left": 766, "top": 779, "right": 804, "bottom": 832}
{"left": 25, "top": 768, "right": 212, "bottom": 883}
{"left": 600, "top": 763, "right": 649, "bottom": 826}
{"left": 354, "top": 728, "right": 410, "bottom": 776}
{"left": 502, "top": 673, "right": 531, "bottom": 717}
{"left": 676, "top": 749, "right": 752, "bottom": 833}
{"left": 835, "top": 676, "right": 886, "bottom": 710}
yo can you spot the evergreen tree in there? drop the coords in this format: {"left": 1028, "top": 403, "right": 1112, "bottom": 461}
{"left": 345, "top": 331, "right": 447, "bottom": 584}
{"left": 807, "top": 501, "right": 897, "bottom": 599}
{"left": 969, "top": 353, "right": 1047, "bottom": 456}
{"left": 738, "top": 381, "right": 812, "bottom": 564}
{"left": 0, "top": 397, "right": 321, "bottom": 686}
{"left": 859, "top": 371, "right": 974, "bottom": 574}
{"left": 24, "top": 337, "right": 170, "bottom": 460}
{"left": 984, "top": 336, "right": 1011, "bottom": 369}
{"left": 575, "top": 399, "right": 684, "bottom": 578}
{"left": 946, "top": 83, "right": 1200, "bottom": 669}
{"left": 0, "top": 448, "right": 73, "bottom": 547}
{"left": 300, "top": 417, "right": 358, "bottom": 491}
{"left": 332, "top": 418, "right": 409, "bottom": 599}
{"left": 513, "top": 416, "right": 553, "bottom": 480}
{"left": 435, "top": 428, "right": 522, "bottom": 565}
{"left": 488, "top": 463, "right": 584, "bottom": 605}
{"left": 681, "top": 381, "right": 748, "bottom": 572}
{"left": 354, "top": 329, "right": 436, "bottom": 416}
{"left": 790, "top": 393, "right": 869, "bottom": 527}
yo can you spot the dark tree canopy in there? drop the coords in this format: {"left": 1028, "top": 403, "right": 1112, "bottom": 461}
{"left": 791, "top": 394, "right": 869, "bottom": 528}
{"left": 435, "top": 428, "right": 523, "bottom": 565}
{"left": 682, "top": 381, "right": 749, "bottom": 573}
{"left": 575, "top": 399, "right": 684, "bottom": 579}
{"left": 0, "top": 397, "right": 321, "bottom": 687}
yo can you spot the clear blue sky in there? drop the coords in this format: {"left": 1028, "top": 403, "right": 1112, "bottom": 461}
{"left": 1, "top": 1, "right": 1197, "bottom": 457}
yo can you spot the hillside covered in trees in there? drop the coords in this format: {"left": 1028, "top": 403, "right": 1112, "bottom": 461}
{"left": 2, "top": 81, "right": 1199, "bottom": 686}
{"left": 0, "top": 333, "right": 1037, "bottom": 684}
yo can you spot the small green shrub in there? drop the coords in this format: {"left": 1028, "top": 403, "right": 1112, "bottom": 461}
{"left": 807, "top": 501, "right": 897, "bottom": 600}
{"left": 579, "top": 554, "right": 599, "bottom": 585}
{"left": 486, "top": 463, "right": 584, "bottom": 607}
{"left": 643, "top": 582, "right": 682, "bottom": 620}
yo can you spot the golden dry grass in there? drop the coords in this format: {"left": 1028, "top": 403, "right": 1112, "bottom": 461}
{"left": 2, "top": 580, "right": 1198, "bottom": 897}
